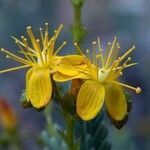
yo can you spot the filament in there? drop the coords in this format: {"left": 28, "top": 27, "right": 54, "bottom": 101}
{"left": 105, "top": 37, "right": 117, "bottom": 69}
{"left": 74, "top": 43, "right": 84, "bottom": 56}
{"left": 1, "top": 48, "right": 32, "bottom": 65}
{"left": 54, "top": 41, "right": 67, "bottom": 55}
{"left": 0, "top": 65, "right": 30, "bottom": 74}
{"left": 120, "top": 46, "right": 135, "bottom": 61}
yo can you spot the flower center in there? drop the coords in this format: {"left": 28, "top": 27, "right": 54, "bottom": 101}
{"left": 98, "top": 69, "right": 110, "bottom": 82}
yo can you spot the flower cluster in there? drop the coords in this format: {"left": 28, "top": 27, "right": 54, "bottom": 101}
{"left": 0, "top": 24, "right": 141, "bottom": 121}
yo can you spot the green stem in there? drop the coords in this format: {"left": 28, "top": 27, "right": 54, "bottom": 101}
{"left": 70, "top": 0, "right": 86, "bottom": 44}
{"left": 65, "top": 115, "right": 76, "bottom": 150}
{"left": 73, "top": 3, "right": 82, "bottom": 26}
{"left": 52, "top": 79, "right": 77, "bottom": 150}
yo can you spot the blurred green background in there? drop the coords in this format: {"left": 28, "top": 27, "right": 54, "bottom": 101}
{"left": 0, "top": 0, "right": 149, "bottom": 150}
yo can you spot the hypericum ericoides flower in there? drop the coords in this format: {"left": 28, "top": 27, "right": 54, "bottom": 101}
{"left": 54, "top": 37, "right": 142, "bottom": 121}
{"left": 0, "top": 23, "right": 67, "bottom": 108}
{"left": 74, "top": 37, "right": 141, "bottom": 121}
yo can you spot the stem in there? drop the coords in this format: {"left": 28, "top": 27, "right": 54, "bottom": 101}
{"left": 73, "top": 3, "right": 82, "bottom": 26}
{"left": 52, "top": 79, "right": 77, "bottom": 150}
{"left": 65, "top": 115, "right": 76, "bottom": 150}
{"left": 70, "top": 0, "right": 86, "bottom": 44}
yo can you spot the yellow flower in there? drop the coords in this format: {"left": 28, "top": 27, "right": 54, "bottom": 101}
{"left": 54, "top": 37, "right": 142, "bottom": 121}
{"left": 0, "top": 23, "right": 67, "bottom": 108}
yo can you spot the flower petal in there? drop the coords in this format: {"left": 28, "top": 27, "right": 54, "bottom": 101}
{"left": 53, "top": 72, "right": 88, "bottom": 82}
{"left": 27, "top": 67, "right": 52, "bottom": 108}
{"left": 77, "top": 80, "right": 105, "bottom": 121}
{"left": 105, "top": 83, "right": 127, "bottom": 121}
{"left": 26, "top": 68, "right": 33, "bottom": 102}
{"left": 61, "top": 55, "right": 86, "bottom": 65}
{"left": 53, "top": 55, "right": 87, "bottom": 76}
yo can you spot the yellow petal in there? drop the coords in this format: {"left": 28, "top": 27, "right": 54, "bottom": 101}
{"left": 77, "top": 80, "right": 105, "bottom": 121}
{"left": 50, "top": 56, "right": 62, "bottom": 68}
{"left": 53, "top": 55, "right": 87, "bottom": 76}
{"left": 61, "top": 55, "right": 86, "bottom": 65}
{"left": 53, "top": 72, "right": 89, "bottom": 82}
{"left": 105, "top": 83, "right": 127, "bottom": 121}
{"left": 26, "top": 68, "right": 33, "bottom": 102}
{"left": 27, "top": 67, "right": 52, "bottom": 108}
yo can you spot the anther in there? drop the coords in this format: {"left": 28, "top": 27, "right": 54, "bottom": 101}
{"left": 132, "top": 45, "right": 136, "bottom": 49}
{"left": 24, "top": 38, "right": 27, "bottom": 41}
{"left": 96, "top": 54, "right": 100, "bottom": 59}
{"left": 120, "top": 72, "right": 123, "bottom": 76}
{"left": 92, "top": 41, "right": 96, "bottom": 45}
{"left": 63, "top": 41, "right": 67, "bottom": 45}
{"left": 108, "top": 42, "right": 111, "bottom": 45}
{"left": 1, "top": 48, "right": 4, "bottom": 52}
{"left": 136, "top": 87, "right": 142, "bottom": 94}
{"left": 74, "top": 42, "right": 77, "bottom": 46}
{"left": 117, "top": 45, "right": 120, "bottom": 49}
{"left": 6, "top": 55, "right": 10, "bottom": 58}
{"left": 45, "top": 22, "right": 48, "bottom": 26}
{"left": 21, "top": 36, "right": 24, "bottom": 39}
{"left": 128, "top": 57, "right": 131, "bottom": 61}
{"left": 86, "top": 49, "right": 89, "bottom": 53}
{"left": 26, "top": 26, "right": 31, "bottom": 30}
{"left": 36, "top": 39, "right": 40, "bottom": 43}
{"left": 60, "top": 24, "right": 63, "bottom": 28}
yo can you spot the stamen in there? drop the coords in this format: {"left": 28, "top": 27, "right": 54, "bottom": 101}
{"left": 86, "top": 49, "right": 90, "bottom": 59}
{"left": 74, "top": 43, "right": 84, "bottom": 55}
{"left": 36, "top": 39, "right": 44, "bottom": 65}
{"left": 54, "top": 24, "right": 63, "bottom": 40}
{"left": 120, "top": 46, "right": 135, "bottom": 61}
{"left": 44, "top": 31, "right": 48, "bottom": 48}
{"left": 15, "top": 40, "right": 31, "bottom": 62}
{"left": 1, "top": 48, "right": 32, "bottom": 65}
{"left": 21, "top": 38, "right": 36, "bottom": 63}
{"left": 12, "top": 36, "right": 36, "bottom": 54}
{"left": 54, "top": 41, "right": 67, "bottom": 55}
{"left": 97, "top": 37, "right": 104, "bottom": 67}
{"left": 26, "top": 26, "right": 40, "bottom": 53}
{"left": 111, "top": 42, "right": 120, "bottom": 61}
{"left": 106, "top": 59, "right": 121, "bottom": 79}
{"left": 124, "top": 63, "right": 138, "bottom": 68}
{"left": 92, "top": 41, "right": 97, "bottom": 65}
{"left": 0, "top": 65, "right": 30, "bottom": 74}
{"left": 39, "top": 28, "right": 44, "bottom": 43}
{"left": 111, "top": 57, "right": 131, "bottom": 79}
{"left": 103, "top": 42, "right": 111, "bottom": 65}
{"left": 105, "top": 36, "right": 117, "bottom": 69}
{"left": 45, "top": 22, "right": 49, "bottom": 35}
{"left": 19, "top": 51, "right": 36, "bottom": 57}
{"left": 43, "top": 37, "right": 55, "bottom": 56}
{"left": 96, "top": 54, "right": 100, "bottom": 78}
{"left": 112, "top": 81, "right": 142, "bottom": 94}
